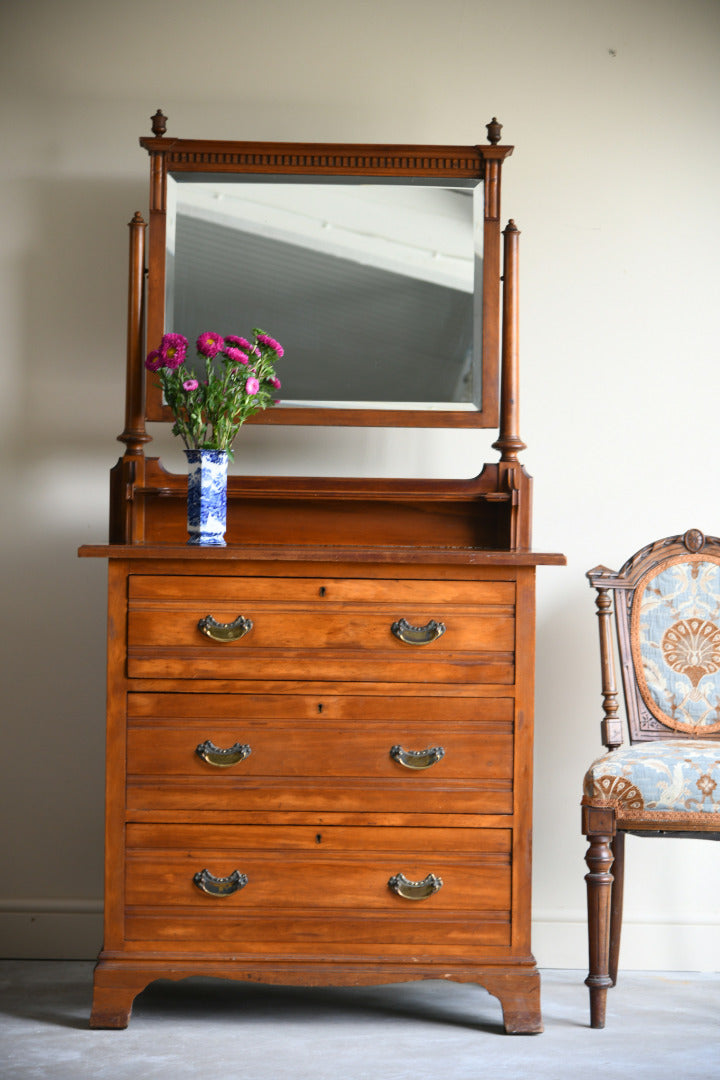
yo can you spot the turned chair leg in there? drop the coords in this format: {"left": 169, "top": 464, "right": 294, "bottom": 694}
{"left": 608, "top": 831, "right": 625, "bottom": 986}
{"left": 583, "top": 806, "right": 616, "bottom": 1029}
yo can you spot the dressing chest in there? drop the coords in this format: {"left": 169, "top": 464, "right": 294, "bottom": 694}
{"left": 80, "top": 112, "right": 563, "bottom": 1033}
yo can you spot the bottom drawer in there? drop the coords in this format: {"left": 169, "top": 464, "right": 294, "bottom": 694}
{"left": 124, "top": 823, "right": 512, "bottom": 949}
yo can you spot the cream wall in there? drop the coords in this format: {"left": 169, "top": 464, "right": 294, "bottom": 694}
{"left": 1, "top": 0, "right": 719, "bottom": 971}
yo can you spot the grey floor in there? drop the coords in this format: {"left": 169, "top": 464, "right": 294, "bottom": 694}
{"left": 0, "top": 962, "right": 717, "bottom": 1080}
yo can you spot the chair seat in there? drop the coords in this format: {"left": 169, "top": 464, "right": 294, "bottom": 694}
{"left": 583, "top": 739, "right": 720, "bottom": 824}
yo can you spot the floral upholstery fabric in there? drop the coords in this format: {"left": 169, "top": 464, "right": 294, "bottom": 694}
{"left": 632, "top": 557, "right": 720, "bottom": 734}
{"left": 583, "top": 739, "right": 720, "bottom": 824}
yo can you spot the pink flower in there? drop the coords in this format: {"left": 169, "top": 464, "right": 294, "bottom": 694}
{"left": 245, "top": 376, "right": 260, "bottom": 395}
{"left": 268, "top": 375, "right": 281, "bottom": 389}
{"left": 183, "top": 378, "right": 199, "bottom": 391}
{"left": 256, "top": 332, "right": 284, "bottom": 358}
{"left": 226, "top": 335, "right": 260, "bottom": 363}
{"left": 158, "top": 333, "right": 188, "bottom": 370}
{"left": 196, "top": 331, "right": 224, "bottom": 358}
{"left": 145, "top": 349, "right": 162, "bottom": 372}
{"left": 226, "top": 335, "right": 253, "bottom": 351}
{"left": 224, "top": 346, "right": 250, "bottom": 365}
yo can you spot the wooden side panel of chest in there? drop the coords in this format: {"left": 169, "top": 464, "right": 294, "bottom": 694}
{"left": 91, "top": 555, "right": 541, "bottom": 1034}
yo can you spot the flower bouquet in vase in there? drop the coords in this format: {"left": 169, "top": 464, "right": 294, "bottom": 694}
{"left": 145, "top": 329, "right": 284, "bottom": 545}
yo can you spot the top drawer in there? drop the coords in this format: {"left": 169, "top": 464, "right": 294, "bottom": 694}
{"left": 126, "top": 575, "right": 516, "bottom": 684}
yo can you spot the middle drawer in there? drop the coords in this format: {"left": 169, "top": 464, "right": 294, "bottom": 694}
{"left": 126, "top": 693, "right": 514, "bottom": 815}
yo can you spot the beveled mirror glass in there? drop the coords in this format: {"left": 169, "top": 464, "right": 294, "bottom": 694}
{"left": 166, "top": 177, "right": 481, "bottom": 411}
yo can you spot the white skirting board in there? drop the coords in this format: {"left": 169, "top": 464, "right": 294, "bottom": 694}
{"left": 0, "top": 901, "right": 718, "bottom": 970}
{"left": 532, "top": 909, "right": 720, "bottom": 972}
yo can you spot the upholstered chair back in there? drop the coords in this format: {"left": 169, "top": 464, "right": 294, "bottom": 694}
{"left": 588, "top": 529, "right": 720, "bottom": 748}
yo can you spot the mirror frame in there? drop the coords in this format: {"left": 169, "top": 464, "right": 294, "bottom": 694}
{"left": 140, "top": 112, "right": 513, "bottom": 428}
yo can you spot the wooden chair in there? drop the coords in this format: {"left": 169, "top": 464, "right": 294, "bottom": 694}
{"left": 582, "top": 528, "right": 720, "bottom": 1028}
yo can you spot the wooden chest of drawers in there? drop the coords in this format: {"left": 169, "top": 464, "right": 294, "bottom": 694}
{"left": 84, "top": 546, "right": 549, "bottom": 1034}
{"left": 83, "top": 118, "right": 567, "bottom": 1036}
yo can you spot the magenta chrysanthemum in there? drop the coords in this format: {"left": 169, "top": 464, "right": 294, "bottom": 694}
{"left": 159, "top": 333, "right": 188, "bottom": 370}
{"left": 268, "top": 375, "right": 282, "bottom": 389}
{"left": 224, "top": 347, "right": 250, "bottom": 365}
{"left": 227, "top": 335, "right": 261, "bottom": 361}
{"left": 145, "top": 349, "right": 162, "bottom": 372}
{"left": 245, "top": 376, "right": 260, "bottom": 396}
{"left": 196, "top": 331, "right": 224, "bottom": 358}
{"left": 257, "top": 333, "right": 284, "bottom": 358}
{"left": 183, "top": 378, "right": 199, "bottom": 392}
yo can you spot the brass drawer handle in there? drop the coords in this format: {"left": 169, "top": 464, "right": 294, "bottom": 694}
{"left": 193, "top": 869, "right": 248, "bottom": 897}
{"left": 196, "top": 740, "right": 252, "bottom": 768}
{"left": 197, "top": 615, "right": 253, "bottom": 642}
{"left": 390, "top": 745, "right": 445, "bottom": 770}
{"left": 391, "top": 618, "right": 446, "bottom": 646}
{"left": 388, "top": 872, "right": 443, "bottom": 900}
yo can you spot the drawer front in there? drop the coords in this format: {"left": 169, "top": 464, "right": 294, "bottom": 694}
{"left": 127, "top": 575, "right": 516, "bottom": 683}
{"left": 124, "top": 823, "right": 512, "bottom": 949}
{"left": 129, "top": 576, "right": 516, "bottom": 605}
{"left": 126, "top": 693, "right": 514, "bottom": 815}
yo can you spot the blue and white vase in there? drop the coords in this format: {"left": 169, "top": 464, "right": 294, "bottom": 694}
{"left": 185, "top": 449, "right": 228, "bottom": 546}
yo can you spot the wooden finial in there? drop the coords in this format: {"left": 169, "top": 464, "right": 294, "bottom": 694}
{"left": 486, "top": 117, "right": 502, "bottom": 145}
{"left": 151, "top": 109, "right": 167, "bottom": 137}
{"left": 683, "top": 528, "right": 705, "bottom": 553}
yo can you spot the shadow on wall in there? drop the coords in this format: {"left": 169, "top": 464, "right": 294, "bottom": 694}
{"left": 0, "top": 178, "right": 148, "bottom": 910}
{"left": 0, "top": 475, "right": 108, "bottom": 901}
{"left": 16, "top": 177, "right": 146, "bottom": 447}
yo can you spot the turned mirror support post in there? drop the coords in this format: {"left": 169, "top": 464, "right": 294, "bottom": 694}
{"left": 493, "top": 220, "right": 531, "bottom": 550}
{"left": 110, "top": 212, "right": 150, "bottom": 543}
{"left": 493, "top": 220, "right": 525, "bottom": 465}
{"left": 119, "top": 211, "right": 149, "bottom": 454}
